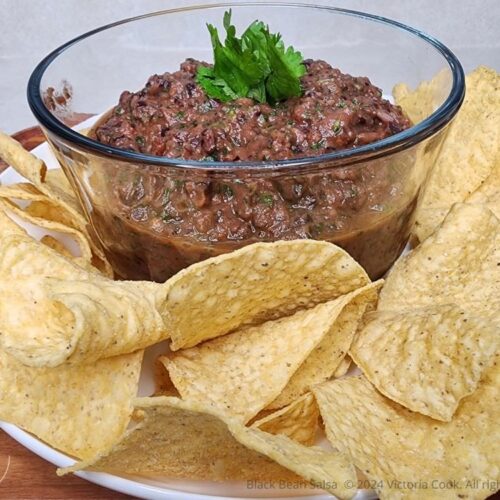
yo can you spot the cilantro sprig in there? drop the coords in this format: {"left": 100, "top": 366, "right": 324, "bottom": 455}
{"left": 196, "top": 10, "right": 305, "bottom": 104}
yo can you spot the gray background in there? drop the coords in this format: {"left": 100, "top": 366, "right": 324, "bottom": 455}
{"left": 0, "top": 0, "right": 499, "bottom": 133}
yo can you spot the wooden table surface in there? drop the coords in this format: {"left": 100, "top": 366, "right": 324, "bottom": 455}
{"left": 0, "top": 126, "right": 133, "bottom": 499}
{"left": 0, "top": 432, "right": 132, "bottom": 499}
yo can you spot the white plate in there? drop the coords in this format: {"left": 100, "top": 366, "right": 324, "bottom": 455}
{"left": 0, "top": 132, "right": 375, "bottom": 500}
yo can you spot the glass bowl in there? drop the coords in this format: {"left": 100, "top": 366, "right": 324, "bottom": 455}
{"left": 27, "top": 2, "right": 464, "bottom": 282}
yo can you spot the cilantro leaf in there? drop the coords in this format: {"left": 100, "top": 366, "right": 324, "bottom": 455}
{"left": 264, "top": 32, "right": 305, "bottom": 102}
{"left": 196, "top": 10, "right": 305, "bottom": 104}
{"left": 207, "top": 16, "right": 266, "bottom": 98}
{"left": 195, "top": 65, "right": 238, "bottom": 102}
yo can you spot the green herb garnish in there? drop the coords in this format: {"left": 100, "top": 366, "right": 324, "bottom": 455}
{"left": 220, "top": 184, "right": 234, "bottom": 199}
{"left": 162, "top": 188, "right": 171, "bottom": 204}
{"left": 196, "top": 10, "right": 305, "bottom": 104}
{"left": 258, "top": 192, "right": 274, "bottom": 206}
{"left": 135, "top": 136, "right": 145, "bottom": 146}
{"left": 346, "top": 185, "right": 359, "bottom": 198}
{"left": 311, "top": 140, "right": 325, "bottom": 150}
{"left": 310, "top": 223, "right": 325, "bottom": 237}
{"left": 331, "top": 120, "right": 343, "bottom": 135}
{"left": 162, "top": 212, "right": 173, "bottom": 222}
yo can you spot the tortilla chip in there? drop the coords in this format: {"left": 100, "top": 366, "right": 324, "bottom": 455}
{"left": 40, "top": 235, "right": 74, "bottom": 259}
{"left": 349, "top": 204, "right": 500, "bottom": 420}
{"left": 161, "top": 291, "right": 363, "bottom": 423}
{"left": 0, "top": 176, "right": 112, "bottom": 275}
{"left": 314, "top": 369, "right": 500, "bottom": 500}
{"left": 0, "top": 133, "right": 83, "bottom": 235}
{"left": 38, "top": 234, "right": 94, "bottom": 271}
{"left": 228, "top": 418, "right": 357, "bottom": 499}
{"left": 397, "top": 66, "right": 500, "bottom": 242}
{"left": 0, "top": 182, "right": 46, "bottom": 201}
{"left": 0, "top": 348, "right": 142, "bottom": 460}
{"left": 267, "top": 281, "right": 381, "bottom": 409}
{"left": 0, "top": 130, "right": 112, "bottom": 275}
{"left": 153, "top": 355, "right": 179, "bottom": 397}
{"left": 0, "top": 133, "right": 80, "bottom": 221}
{"left": 43, "top": 168, "right": 82, "bottom": 212}
{"left": 251, "top": 392, "right": 319, "bottom": 445}
{"left": 379, "top": 203, "right": 500, "bottom": 326}
{"left": 350, "top": 304, "right": 498, "bottom": 421}
{"left": 0, "top": 206, "right": 27, "bottom": 236}
{"left": 0, "top": 230, "right": 90, "bottom": 280}
{"left": 61, "top": 396, "right": 356, "bottom": 500}
{"left": 0, "top": 276, "right": 167, "bottom": 367}
{"left": 465, "top": 159, "right": 500, "bottom": 218}
{"left": 24, "top": 186, "right": 114, "bottom": 277}
{"left": 26, "top": 198, "right": 81, "bottom": 230}
{"left": 56, "top": 397, "right": 307, "bottom": 484}
{"left": 393, "top": 69, "right": 451, "bottom": 124}
{"left": 409, "top": 206, "right": 449, "bottom": 243}
{"left": 0, "top": 212, "right": 166, "bottom": 367}
{"left": 333, "top": 355, "right": 352, "bottom": 378}
{"left": 162, "top": 240, "right": 369, "bottom": 350}
{"left": 0, "top": 130, "right": 46, "bottom": 183}
{"left": 0, "top": 197, "right": 93, "bottom": 262}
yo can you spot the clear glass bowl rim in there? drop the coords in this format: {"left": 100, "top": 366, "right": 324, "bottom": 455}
{"left": 27, "top": 1, "right": 465, "bottom": 172}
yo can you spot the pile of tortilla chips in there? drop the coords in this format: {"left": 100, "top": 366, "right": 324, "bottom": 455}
{"left": 393, "top": 66, "right": 500, "bottom": 243}
{"left": 0, "top": 65, "right": 498, "bottom": 500}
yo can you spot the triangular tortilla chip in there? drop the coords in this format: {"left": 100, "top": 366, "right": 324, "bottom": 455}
{"left": 350, "top": 304, "right": 498, "bottom": 421}
{"left": 267, "top": 281, "right": 381, "bottom": 409}
{"left": 0, "top": 348, "right": 142, "bottom": 460}
{"left": 396, "top": 66, "right": 500, "bottom": 242}
{"left": 161, "top": 291, "right": 363, "bottom": 422}
{"left": 162, "top": 240, "right": 369, "bottom": 350}
{"left": 314, "top": 368, "right": 499, "bottom": 500}
{"left": 0, "top": 276, "right": 167, "bottom": 367}
{"left": 252, "top": 392, "right": 319, "bottom": 445}
{"left": 60, "top": 396, "right": 357, "bottom": 500}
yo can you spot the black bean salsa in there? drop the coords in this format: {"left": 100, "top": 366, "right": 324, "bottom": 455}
{"left": 90, "top": 20, "right": 415, "bottom": 282}
{"left": 95, "top": 59, "right": 410, "bottom": 161}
